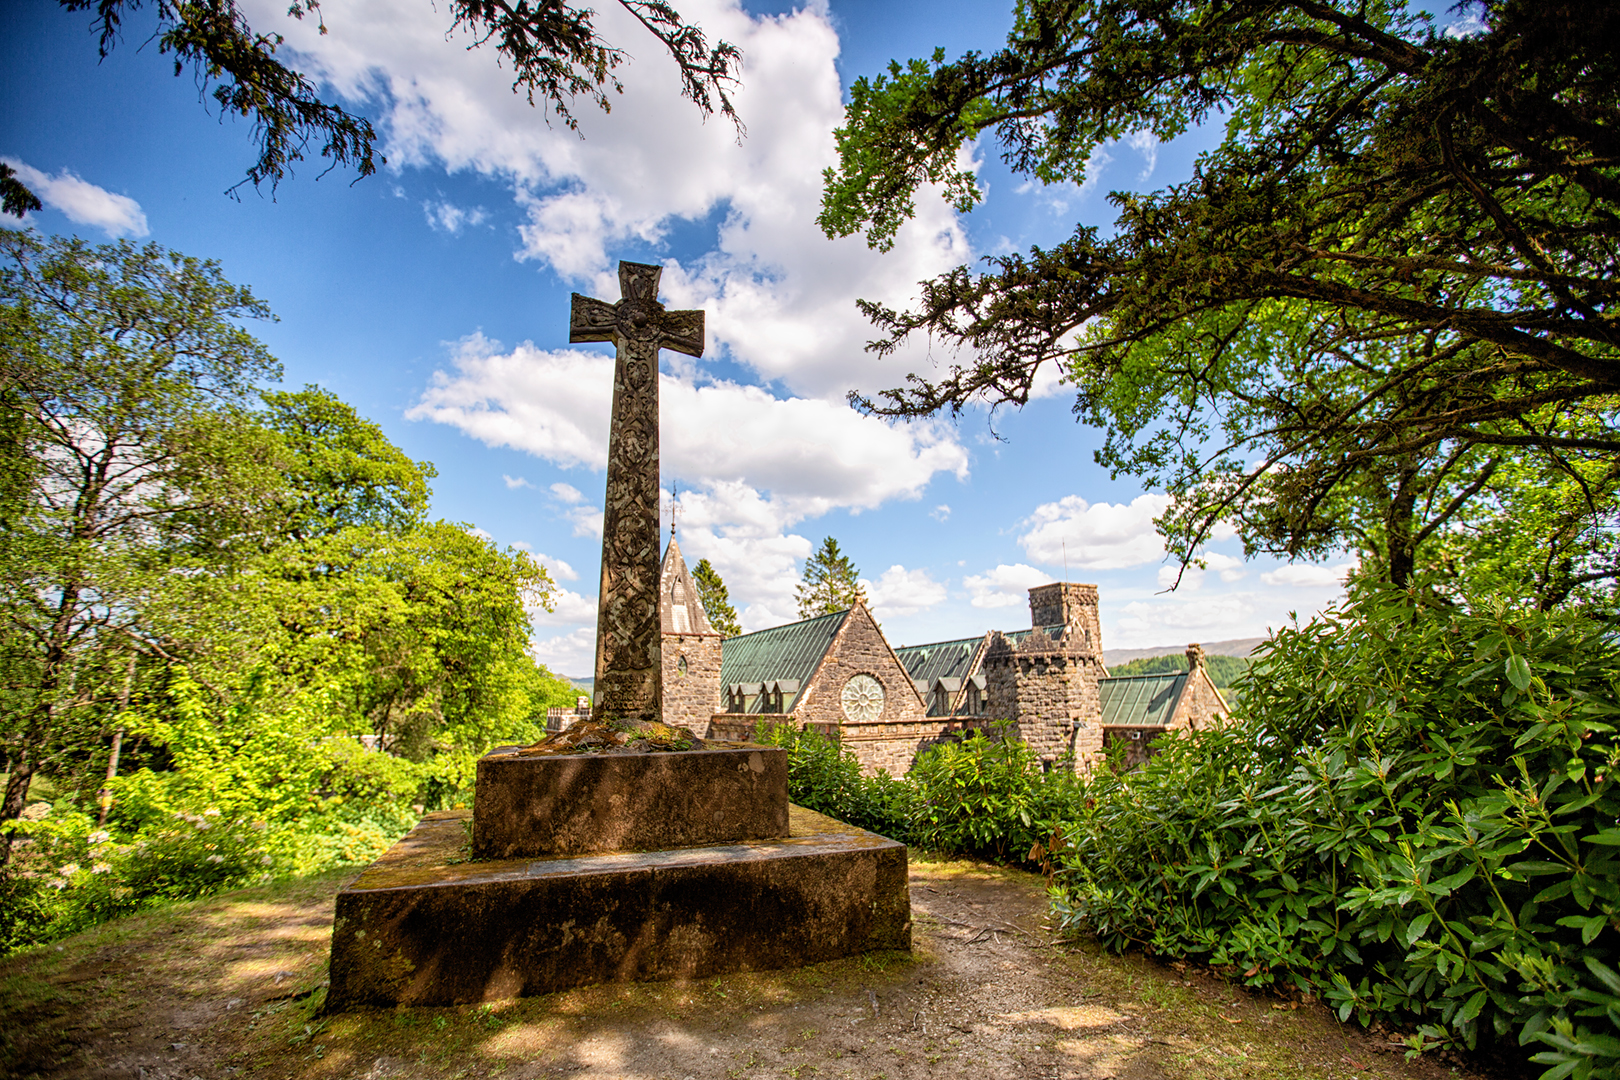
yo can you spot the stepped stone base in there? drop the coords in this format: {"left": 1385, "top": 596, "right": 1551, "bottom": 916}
{"left": 473, "top": 744, "right": 788, "bottom": 859}
{"left": 327, "top": 805, "right": 910, "bottom": 1009}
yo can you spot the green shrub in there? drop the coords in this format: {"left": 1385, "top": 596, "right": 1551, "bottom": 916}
{"left": 1051, "top": 587, "right": 1620, "bottom": 1078}
{"left": 908, "top": 723, "right": 1080, "bottom": 863}
{"left": 751, "top": 722, "right": 913, "bottom": 841}
{"left": 1, "top": 801, "right": 274, "bottom": 949}
{"left": 754, "top": 719, "right": 1080, "bottom": 862}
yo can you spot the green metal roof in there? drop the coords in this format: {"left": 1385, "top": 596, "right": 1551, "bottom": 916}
{"left": 895, "top": 635, "right": 985, "bottom": 685}
{"left": 719, "top": 610, "right": 847, "bottom": 712}
{"left": 1098, "top": 673, "right": 1187, "bottom": 727}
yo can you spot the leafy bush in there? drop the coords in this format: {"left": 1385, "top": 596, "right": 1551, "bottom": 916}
{"left": 1, "top": 801, "right": 274, "bottom": 947}
{"left": 907, "top": 723, "right": 1080, "bottom": 863}
{"left": 753, "top": 719, "right": 1081, "bottom": 863}
{"left": 751, "top": 722, "right": 913, "bottom": 841}
{"left": 1051, "top": 587, "right": 1620, "bottom": 1078}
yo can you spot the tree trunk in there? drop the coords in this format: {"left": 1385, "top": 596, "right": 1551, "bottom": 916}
{"left": 0, "top": 746, "right": 37, "bottom": 869}
{"left": 1386, "top": 460, "right": 1421, "bottom": 588}
{"left": 0, "top": 582, "right": 82, "bottom": 868}
{"left": 97, "top": 653, "right": 137, "bottom": 826}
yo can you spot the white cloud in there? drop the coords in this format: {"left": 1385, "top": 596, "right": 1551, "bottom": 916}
{"left": 1, "top": 158, "right": 148, "bottom": 238}
{"left": 1017, "top": 493, "right": 1169, "bottom": 570}
{"left": 863, "top": 565, "right": 947, "bottom": 620}
{"left": 1158, "top": 563, "right": 1203, "bottom": 591}
{"left": 408, "top": 336, "right": 969, "bottom": 513}
{"left": 930, "top": 504, "right": 951, "bottom": 523}
{"left": 423, "top": 199, "right": 487, "bottom": 234}
{"left": 1202, "top": 551, "right": 1247, "bottom": 583}
{"left": 549, "top": 481, "right": 584, "bottom": 503}
{"left": 531, "top": 551, "right": 579, "bottom": 582}
{"left": 964, "top": 563, "right": 1051, "bottom": 610}
{"left": 533, "top": 584, "right": 597, "bottom": 625}
{"left": 257, "top": 0, "right": 978, "bottom": 404}
{"left": 1123, "top": 129, "right": 1159, "bottom": 182}
{"left": 502, "top": 474, "right": 535, "bottom": 489}
{"left": 1110, "top": 593, "right": 1269, "bottom": 649}
{"left": 565, "top": 504, "right": 604, "bottom": 538}
{"left": 531, "top": 627, "right": 596, "bottom": 679}
{"left": 1260, "top": 562, "right": 1355, "bottom": 588}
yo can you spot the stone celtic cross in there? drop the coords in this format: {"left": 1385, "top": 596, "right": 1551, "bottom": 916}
{"left": 572, "top": 261, "right": 704, "bottom": 723}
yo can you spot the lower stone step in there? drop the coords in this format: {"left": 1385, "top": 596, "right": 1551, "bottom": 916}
{"left": 327, "top": 805, "right": 911, "bottom": 1009}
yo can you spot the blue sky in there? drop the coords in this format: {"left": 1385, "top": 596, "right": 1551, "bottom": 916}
{"left": 3, "top": 0, "right": 1357, "bottom": 678}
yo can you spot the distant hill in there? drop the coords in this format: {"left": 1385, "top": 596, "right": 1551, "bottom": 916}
{"left": 1101, "top": 636, "right": 1268, "bottom": 667}
{"left": 566, "top": 676, "right": 594, "bottom": 693}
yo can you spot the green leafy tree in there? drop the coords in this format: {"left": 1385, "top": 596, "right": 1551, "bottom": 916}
{"left": 819, "top": 0, "right": 1620, "bottom": 599}
{"left": 691, "top": 558, "right": 740, "bottom": 637}
{"left": 0, "top": 231, "right": 283, "bottom": 865}
{"left": 6, "top": 0, "right": 742, "bottom": 209}
{"left": 1108, "top": 653, "right": 1248, "bottom": 691}
{"left": 795, "top": 537, "right": 867, "bottom": 619}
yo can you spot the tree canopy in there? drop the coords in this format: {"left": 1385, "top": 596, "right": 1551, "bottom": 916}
{"left": 691, "top": 558, "right": 740, "bottom": 638}
{"left": 0, "top": 233, "right": 567, "bottom": 869}
{"left": 796, "top": 537, "right": 867, "bottom": 619}
{"left": 820, "top": 0, "right": 1619, "bottom": 602}
{"left": 6, "top": 0, "right": 741, "bottom": 209}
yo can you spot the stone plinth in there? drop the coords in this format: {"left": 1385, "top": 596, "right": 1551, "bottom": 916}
{"left": 327, "top": 805, "right": 911, "bottom": 1009}
{"left": 472, "top": 745, "right": 788, "bottom": 859}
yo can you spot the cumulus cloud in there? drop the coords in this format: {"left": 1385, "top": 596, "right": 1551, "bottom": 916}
{"left": 405, "top": 335, "right": 970, "bottom": 609}
{"left": 863, "top": 565, "right": 947, "bottom": 620}
{"left": 1017, "top": 493, "right": 1169, "bottom": 570}
{"left": 531, "top": 551, "right": 579, "bottom": 582}
{"left": 1202, "top": 551, "right": 1247, "bottom": 582}
{"left": 531, "top": 627, "right": 596, "bottom": 679}
{"left": 423, "top": 199, "right": 488, "bottom": 234}
{"left": 1, "top": 158, "right": 148, "bottom": 237}
{"left": 1156, "top": 550, "right": 1247, "bottom": 591}
{"left": 1110, "top": 593, "right": 1270, "bottom": 649}
{"left": 254, "top": 0, "right": 977, "bottom": 403}
{"left": 964, "top": 563, "right": 1052, "bottom": 609}
{"left": 1260, "top": 562, "right": 1356, "bottom": 588}
{"left": 502, "top": 474, "right": 534, "bottom": 489}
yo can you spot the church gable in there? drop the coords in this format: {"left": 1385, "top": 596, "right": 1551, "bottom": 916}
{"left": 794, "top": 603, "right": 928, "bottom": 727}
{"left": 660, "top": 536, "right": 716, "bottom": 637}
{"left": 658, "top": 535, "right": 723, "bottom": 735}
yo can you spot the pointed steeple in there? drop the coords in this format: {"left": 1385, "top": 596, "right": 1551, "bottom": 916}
{"left": 661, "top": 534, "right": 717, "bottom": 636}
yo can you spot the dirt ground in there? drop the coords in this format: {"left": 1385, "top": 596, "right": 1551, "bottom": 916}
{"left": 2, "top": 857, "right": 1501, "bottom": 1080}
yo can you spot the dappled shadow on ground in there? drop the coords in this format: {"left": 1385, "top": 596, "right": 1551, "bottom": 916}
{"left": 2, "top": 860, "right": 1491, "bottom": 1080}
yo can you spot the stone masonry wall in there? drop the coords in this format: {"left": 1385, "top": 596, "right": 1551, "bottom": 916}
{"left": 662, "top": 632, "right": 723, "bottom": 735}
{"left": 1167, "top": 645, "right": 1229, "bottom": 733}
{"left": 794, "top": 605, "right": 928, "bottom": 729}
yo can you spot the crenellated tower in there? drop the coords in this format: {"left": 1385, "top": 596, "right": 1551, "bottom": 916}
{"left": 983, "top": 583, "right": 1107, "bottom": 767}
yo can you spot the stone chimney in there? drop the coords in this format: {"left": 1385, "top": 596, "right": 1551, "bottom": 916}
{"left": 1185, "top": 643, "right": 1205, "bottom": 671}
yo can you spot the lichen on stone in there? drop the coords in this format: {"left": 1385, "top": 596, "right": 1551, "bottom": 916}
{"left": 516, "top": 717, "right": 705, "bottom": 755}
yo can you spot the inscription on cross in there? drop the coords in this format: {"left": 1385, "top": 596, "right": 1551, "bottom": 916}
{"left": 572, "top": 261, "right": 704, "bottom": 723}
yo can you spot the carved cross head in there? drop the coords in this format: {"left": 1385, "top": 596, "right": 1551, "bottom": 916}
{"left": 570, "top": 260, "right": 705, "bottom": 357}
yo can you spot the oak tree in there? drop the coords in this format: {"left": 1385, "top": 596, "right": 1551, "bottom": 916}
{"left": 820, "top": 0, "right": 1619, "bottom": 598}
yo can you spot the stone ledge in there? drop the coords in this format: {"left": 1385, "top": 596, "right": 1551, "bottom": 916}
{"left": 472, "top": 744, "right": 788, "bottom": 858}
{"left": 328, "top": 805, "right": 911, "bottom": 1009}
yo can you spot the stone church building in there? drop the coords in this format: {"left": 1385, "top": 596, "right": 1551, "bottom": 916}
{"left": 656, "top": 539, "right": 1229, "bottom": 775}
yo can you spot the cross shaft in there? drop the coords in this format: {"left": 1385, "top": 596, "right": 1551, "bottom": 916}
{"left": 571, "top": 261, "right": 704, "bottom": 723}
